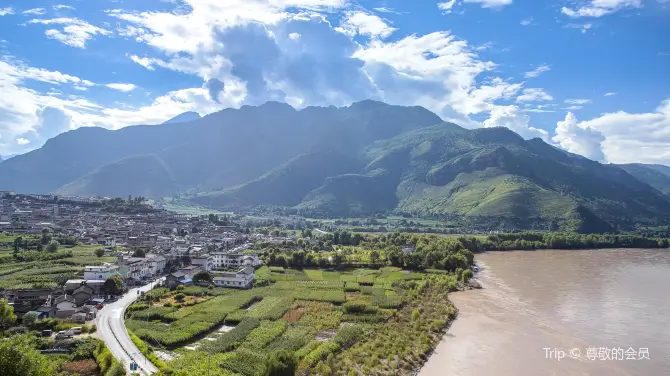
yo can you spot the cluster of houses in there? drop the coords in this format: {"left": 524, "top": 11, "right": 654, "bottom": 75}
{"left": 0, "top": 193, "right": 291, "bottom": 323}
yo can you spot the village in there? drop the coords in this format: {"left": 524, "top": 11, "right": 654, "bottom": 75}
{"left": 0, "top": 192, "right": 288, "bottom": 326}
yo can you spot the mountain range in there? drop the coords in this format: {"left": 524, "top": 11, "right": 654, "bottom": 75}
{"left": 1, "top": 100, "right": 669, "bottom": 232}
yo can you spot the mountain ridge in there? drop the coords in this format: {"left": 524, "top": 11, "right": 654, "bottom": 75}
{"left": 1, "top": 100, "right": 669, "bottom": 232}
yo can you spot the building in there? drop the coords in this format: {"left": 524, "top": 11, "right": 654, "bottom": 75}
{"left": 146, "top": 253, "right": 167, "bottom": 276}
{"left": 177, "top": 265, "right": 201, "bottom": 279}
{"left": 83, "top": 263, "right": 120, "bottom": 281}
{"left": 211, "top": 252, "right": 261, "bottom": 269}
{"left": 117, "top": 255, "right": 151, "bottom": 280}
{"left": 191, "top": 256, "right": 213, "bottom": 272}
{"left": 166, "top": 272, "right": 192, "bottom": 288}
{"left": 212, "top": 267, "right": 255, "bottom": 289}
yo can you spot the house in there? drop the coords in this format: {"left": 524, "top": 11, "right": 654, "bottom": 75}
{"left": 117, "top": 255, "right": 151, "bottom": 280}
{"left": 54, "top": 295, "right": 77, "bottom": 319}
{"left": 191, "top": 256, "right": 213, "bottom": 272}
{"left": 212, "top": 267, "right": 255, "bottom": 289}
{"left": 2, "top": 288, "right": 55, "bottom": 305}
{"left": 83, "top": 263, "right": 120, "bottom": 281}
{"left": 64, "top": 280, "right": 105, "bottom": 295}
{"left": 177, "top": 265, "right": 201, "bottom": 279}
{"left": 210, "top": 252, "right": 261, "bottom": 269}
{"left": 72, "top": 312, "right": 88, "bottom": 323}
{"left": 72, "top": 285, "right": 94, "bottom": 306}
{"left": 146, "top": 253, "right": 167, "bottom": 276}
{"left": 166, "top": 272, "right": 192, "bottom": 288}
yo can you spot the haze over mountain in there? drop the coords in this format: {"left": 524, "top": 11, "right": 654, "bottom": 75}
{"left": 1, "top": 100, "right": 669, "bottom": 232}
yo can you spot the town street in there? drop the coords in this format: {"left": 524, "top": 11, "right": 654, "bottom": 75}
{"left": 96, "top": 278, "right": 165, "bottom": 376}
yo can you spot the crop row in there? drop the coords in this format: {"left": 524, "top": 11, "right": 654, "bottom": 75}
{"left": 240, "top": 320, "right": 287, "bottom": 350}
{"left": 201, "top": 318, "right": 261, "bottom": 353}
{"left": 246, "top": 297, "right": 293, "bottom": 320}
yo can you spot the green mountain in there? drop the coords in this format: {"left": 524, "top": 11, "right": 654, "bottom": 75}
{"left": 1, "top": 100, "right": 669, "bottom": 232}
{"left": 54, "top": 154, "right": 181, "bottom": 197}
{"left": 617, "top": 163, "right": 670, "bottom": 196}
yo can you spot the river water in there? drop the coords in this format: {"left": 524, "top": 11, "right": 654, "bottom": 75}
{"left": 420, "top": 249, "right": 670, "bottom": 376}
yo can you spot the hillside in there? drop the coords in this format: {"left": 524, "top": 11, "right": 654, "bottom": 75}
{"left": 1, "top": 100, "right": 669, "bottom": 232}
{"left": 618, "top": 164, "right": 670, "bottom": 196}
{"left": 162, "top": 111, "right": 201, "bottom": 124}
{"left": 55, "top": 154, "right": 181, "bottom": 197}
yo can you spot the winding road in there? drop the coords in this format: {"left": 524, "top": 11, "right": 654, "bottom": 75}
{"left": 96, "top": 278, "right": 165, "bottom": 376}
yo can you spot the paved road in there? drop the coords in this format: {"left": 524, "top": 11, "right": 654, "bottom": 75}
{"left": 97, "top": 278, "right": 165, "bottom": 376}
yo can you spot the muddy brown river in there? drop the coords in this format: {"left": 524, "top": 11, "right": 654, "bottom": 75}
{"left": 420, "top": 249, "right": 670, "bottom": 376}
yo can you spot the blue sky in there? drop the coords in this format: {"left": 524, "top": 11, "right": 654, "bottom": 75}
{"left": 0, "top": 0, "right": 668, "bottom": 164}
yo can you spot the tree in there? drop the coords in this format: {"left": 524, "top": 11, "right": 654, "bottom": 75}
{"left": 94, "top": 248, "right": 105, "bottom": 258}
{"left": 193, "top": 271, "right": 211, "bottom": 283}
{"left": 369, "top": 250, "right": 380, "bottom": 266}
{"left": 103, "top": 276, "right": 124, "bottom": 295}
{"left": 13, "top": 236, "right": 23, "bottom": 252}
{"left": 40, "top": 228, "right": 52, "bottom": 245}
{"left": 45, "top": 240, "right": 59, "bottom": 252}
{"left": 22, "top": 312, "right": 38, "bottom": 328}
{"left": 132, "top": 249, "right": 146, "bottom": 258}
{"left": 0, "top": 334, "right": 58, "bottom": 376}
{"left": 266, "top": 351, "right": 297, "bottom": 376}
{"left": 0, "top": 298, "right": 17, "bottom": 330}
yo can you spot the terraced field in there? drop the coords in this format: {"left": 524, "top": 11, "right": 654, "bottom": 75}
{"left": 127, "top": 266, "right": 462, "bottom": 375}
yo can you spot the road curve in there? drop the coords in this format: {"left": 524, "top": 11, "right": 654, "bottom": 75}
{"left": 96, "top": 278, "right": 165, "bottom": 376}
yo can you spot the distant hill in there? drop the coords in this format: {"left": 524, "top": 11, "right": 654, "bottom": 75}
{"left": 162, "top": 111, "right": 201, "bottom": 124}
{"left": 55, "top": 154, "right": 181, "bottom": 197}
{"left": 618, "top": 163, "right": 670, "bottom": 196}
{"left": 1, "top": 100, "right": 670, "bottom": 232}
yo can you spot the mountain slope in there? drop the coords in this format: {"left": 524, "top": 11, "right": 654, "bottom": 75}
{"left": 55, "top": 154, "right": 181, "bottom": 197}
{"left": 618, "top": 163, "right": 670, "bottom": 196}
{"left": 162, "top": 111, "right": 201, "bottom": 124}
{"left": 190, "top": 150, "right": 364, "bottom": 207}
{"left": 0, "top": 101, "right": 440, "bottom": 194}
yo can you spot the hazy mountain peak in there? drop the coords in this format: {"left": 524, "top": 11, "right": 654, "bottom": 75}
{"left": 162, "top": 111, "right": 202, "bottom": 124}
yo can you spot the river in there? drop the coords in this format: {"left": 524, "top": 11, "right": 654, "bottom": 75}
{"left": 419, "top": 249, "right": 670, "bottom": 376}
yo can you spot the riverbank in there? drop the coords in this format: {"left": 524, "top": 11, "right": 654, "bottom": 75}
{"left": 419, "top": 249, "right": 670, "bottom": 376}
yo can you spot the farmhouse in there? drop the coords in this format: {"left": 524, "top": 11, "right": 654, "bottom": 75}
{"left": 212, "top": 266, "right": 255, "bottom": 289}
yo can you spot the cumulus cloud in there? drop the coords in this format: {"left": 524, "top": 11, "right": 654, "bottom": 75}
{"left": 337, "top": 11, "right": 397, "bottom": 39}
{"left": 0, "top": 7, "right": 15, "bottom": 16}
{"left": 571, "top": 99, "right": 670, "bottom": 164}
{"left": 484, "top": 105, "right": 549, "bottom": 141}
{"left": 106, "top": 83, "right": 138, "bottom": 92}
{"left": 27, "top": 18, "right": 111, "bottom": 48}
{"left": 553, "top": 112, "right": 606, "bottom": 161}
{"left": 561, "top": 0, "right": 642, "bottom": 18}
{"left": 524, "top": 64, "right": 551, "bottom": 79}
{"left": 517, "top": 88, "right": 553, "bottom": 102}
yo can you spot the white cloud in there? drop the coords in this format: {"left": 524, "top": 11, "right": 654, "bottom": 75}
{"left": 337, "top": 11, "right": 397, "bottom": 39}
{"left": 0, "top": 60, "right": 95, "bottom": 86}
{"left": 0, "top": 7, "right": 14, "bottom": 16}
{"left": 564, "top": 105, "right": 583, "bottom": 110}
{"left": 605, "top": 92, "right": 617, "bottom": 96}
{"left": 288, "top": 32, "right": 301, "bottom": 40}
{"left": 566, "top": 23, "right": 593, "bottom": 33}
{"left": 106, "top": 83, "right": 138, "bottom": 92}
{"left": 484, "top": 105, "right": 549, "bottom": 140}
{"left": 16, "top": 138, "right": 30, "bottom": 145}
{"left": 128, "top": 55, "right": 159, "bottom": 71}
{"left": 568, "top": 99, "right": 670, "bottom": 164}
{"left": 524, "top": 64, "right": 551, "bottom": 78}
{"left": 520, "top": 17, "right": 534, "bottom": 26}
{"left": 438, "top": 0, "right": 458, "bottom": 13}
{"left": 373, "top": 7, "right": 400, "bottom": 14}
{"left": 53, "top": 5, "right": 76, "bottom": 10}
{"left": 28, "top": 18, "right": 111, "bottom": 48}
{"left": 439, "top": 0, "right": 512, "bottom": 12}
{"left": 553, "top": 112, "right": 606, "bottom": 161}
{"left": 22, "top": 8, "right": 46, "bottom": 15}
{"left": 561, "top": 0, "right": 642, "bottom": 18}
{"left": 517, "top": 88, "right": 553, "bottom": 102}
{"left": 463, "top": 0, "right": 513, "bottom": 8}
{"left": 565, "top": 98, "right": 591, "bottom": 105}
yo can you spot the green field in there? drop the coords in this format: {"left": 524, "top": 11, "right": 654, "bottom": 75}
{"left": 128, "top": 266, "right": 460, "bottom": 376}
{"left": 0, "top": 243, "right": 110, "bottom": 290}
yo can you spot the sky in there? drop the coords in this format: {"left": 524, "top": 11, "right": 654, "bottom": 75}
{"left": 0, "top": 0, "right": 668, "bottom": 164}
